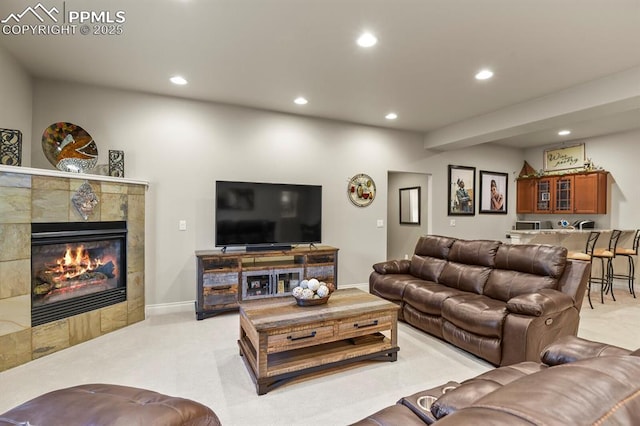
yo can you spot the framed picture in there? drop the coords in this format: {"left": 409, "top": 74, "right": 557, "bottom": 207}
{"left": 479, "top": 170, "right": 508, "bottom": 214}
{"left": 448, "top": 165, "right": 475, "bottom": 216}
{"left": 544, "top": 143, "right": 585, "bottom": 172}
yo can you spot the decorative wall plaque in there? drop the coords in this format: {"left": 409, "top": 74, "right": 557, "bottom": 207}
{"left": 109, "top": 150, "right": 125, "bottom": 177}
{"left": 72, "top": 181, "right": 99, "bottom": 220}
{"left": 347, "top": 173, "right": 376, "bottom": 207}
{"left": 0, "top": 128, "right": 22, "bottom": 166}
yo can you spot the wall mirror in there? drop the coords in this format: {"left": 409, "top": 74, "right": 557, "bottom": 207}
{"left": 399, "top": 186, "right": 421, "bottom": 225}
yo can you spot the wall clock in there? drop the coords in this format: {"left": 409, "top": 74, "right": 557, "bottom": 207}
{"left": 347, "top": 173, "right": 376, "bottom": 207}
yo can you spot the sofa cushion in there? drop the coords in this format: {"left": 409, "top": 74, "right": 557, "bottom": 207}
{"left": 409, "top": 255, "right": 448, "bottom": 282}
{"left": 447, "top": 239, "right": 501, "bottom": 267}
{"left": 441, "top": 294, "right": 507, "bottom": 338}
{"left": 414, "top": 235, "right": 456, "bottom": 258}
{"left": 370, "top": 273, "right": 416, "bottom": 301}
{"left": 494, "top": 244, "right": 567, "bottom": 278}
{"left": 541, "top": 335, "right": 631, "bottom": 366}
{"left": 483, "top": 244, "right": 567, "bottom": 302}
{"left": 373, "top": 259, "right": 411, "bottom": 275}
{"left": 431, "top": 362, "right": 547, "bottom": 419}
{"left": 438, "top": 262, "right": 492, "bottom": 294}
{"left": 403, "top": 281, "right": 468, "bottom": 315}
{"left": 484, "top": 270, "right": 558, "bottom": 302}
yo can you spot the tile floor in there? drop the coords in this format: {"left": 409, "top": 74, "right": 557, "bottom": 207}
{"left": 0, "top": 283, "right": 639, "bottom": 425}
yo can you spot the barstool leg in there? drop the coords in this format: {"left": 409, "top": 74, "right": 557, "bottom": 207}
{"left": 630, "top": 256, "right": 636, "bottom": 298}
{"left": 607, "top": 259, "right": 616, "bottom": 301}
{"left": 600, "top": 258, "right": 605, "bottom": 304}
{"left": 587, "top": 278, "right": 594, "bottom": 309}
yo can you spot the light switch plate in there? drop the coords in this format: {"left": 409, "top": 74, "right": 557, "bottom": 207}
{"left": 179, "top": 220, "right": 187, "bottom": 231}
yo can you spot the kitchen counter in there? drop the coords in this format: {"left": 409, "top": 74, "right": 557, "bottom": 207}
{"left": 508, "top": 229, "right": 636, "bottom": 251}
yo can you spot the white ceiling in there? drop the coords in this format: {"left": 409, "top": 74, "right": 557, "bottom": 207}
{"left": 1, "top": 0, "right": 639, "bottom": 150}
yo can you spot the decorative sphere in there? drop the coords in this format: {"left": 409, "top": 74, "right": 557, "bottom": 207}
{"left": 300, "top": 279, "right": 309, "bottom": 289}
{"left": 316, "top": 285, "right": 329, "bottom": 298}
{"left": 307, "top": 278, "right": 320, "bottom": 291}
{"left": 301, "top": 288, "right": 314, "bottom": 299}
{"left": 327, "top": 283, "right": 336, "bottom": 293}
{"left": 292, "top": 286, "right": 304, "bottom": 298}
{"left": 313, "top": 294, "right": 321, "bottom": 299}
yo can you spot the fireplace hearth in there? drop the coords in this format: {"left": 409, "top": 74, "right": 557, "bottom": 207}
{"left": 31, "top": 221, "right": 127, "bottom": 326}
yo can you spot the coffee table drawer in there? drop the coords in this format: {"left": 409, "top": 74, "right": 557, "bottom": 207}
{"left": 338, "top": 315, "right": 392, "bottom": 338}
{"left": 268, "top": 325, "right": 334, "bottom": 353}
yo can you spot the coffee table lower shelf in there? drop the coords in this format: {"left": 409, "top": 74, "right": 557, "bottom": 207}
{"left": 238, "top": 336, "right": 399, "bottom": 395}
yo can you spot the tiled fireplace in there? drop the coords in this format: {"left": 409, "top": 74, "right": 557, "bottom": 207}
{"left": 0, "top": 166, "right": 146, "bottom": 372}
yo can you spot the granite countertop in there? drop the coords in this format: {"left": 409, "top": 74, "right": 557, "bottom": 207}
{"left": 508, "top": 229, "right": 607, "bottom": 235}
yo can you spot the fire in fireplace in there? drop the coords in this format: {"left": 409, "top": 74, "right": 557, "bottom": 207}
{"left": 31, "top": 221, "right": 127, "bottom": 326}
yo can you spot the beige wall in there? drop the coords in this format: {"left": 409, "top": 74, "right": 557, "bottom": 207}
{"left": 27, "top": 79, "right": 529, "bottom": 307}
{"left": 0, "top": 47, "right": 32, "bottom": 166}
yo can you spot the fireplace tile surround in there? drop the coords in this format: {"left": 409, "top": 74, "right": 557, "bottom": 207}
{"left": 0, "top": 165, "right": 147, "bottom": 372}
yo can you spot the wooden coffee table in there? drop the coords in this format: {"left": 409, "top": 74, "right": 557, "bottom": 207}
{"left": 237, "top": 287, "right": 400, "bottom": 394}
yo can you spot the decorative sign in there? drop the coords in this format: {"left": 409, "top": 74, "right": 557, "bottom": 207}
{"left": 544, "top": 144, "right": 585, "bottom": 172}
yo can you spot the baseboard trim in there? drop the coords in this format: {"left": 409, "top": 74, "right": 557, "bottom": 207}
{"left": 145, "top": 301, "right": 195, "bottom": 317}
{"left": 144, "top": 283, "right": 369, "bottom": 317}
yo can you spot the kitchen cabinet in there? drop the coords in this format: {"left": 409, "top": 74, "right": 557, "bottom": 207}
{"left": 517, "top": 171, "right": 608, "bottom": 214}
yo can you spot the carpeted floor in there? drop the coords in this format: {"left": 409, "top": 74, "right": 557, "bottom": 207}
{"left": 1, "top": 283, "right": 639, "bottom": 425}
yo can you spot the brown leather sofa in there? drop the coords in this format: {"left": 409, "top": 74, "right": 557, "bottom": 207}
{"left": 353, "top": 335, "right": 640, "bottom": 425}
{"left": 370, "top": 235, "right": 590, "bottom": 366}
{"left": 0, "top": 383, "right": 221, "bottom": 426}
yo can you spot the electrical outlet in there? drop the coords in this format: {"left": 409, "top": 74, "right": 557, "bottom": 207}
{"left": 450, "top": 219, "right": 456, "bottom": 227}
{"left": 179, "top": 220, "right": 187, "bottom": 231}
{"left": 376, "top": 219, "right": 384, "bottom": 228}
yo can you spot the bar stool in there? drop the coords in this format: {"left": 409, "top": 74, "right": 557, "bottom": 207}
{"left": 613, "top": 229, "right": 640, "bottom": 298}
{"left": 592, "top": 229, "right": 622, "bottom": 303}
{"left": 567, "top": 231, "right": 600, "bottom": 309}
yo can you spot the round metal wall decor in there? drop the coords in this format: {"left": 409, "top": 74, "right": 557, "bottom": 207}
{"left": 347, "top": 173, "right": 376, "bottom": 207}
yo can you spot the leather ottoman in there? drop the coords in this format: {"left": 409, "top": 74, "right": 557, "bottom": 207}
{"left": 0, "top": 383, "right": 220, "bottom": 426}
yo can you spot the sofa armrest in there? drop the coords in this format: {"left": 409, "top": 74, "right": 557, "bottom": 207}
{"left": 540, "top": 335, "right": 631, "bottom": 366}
{"left": 373, "top": 259, "right": 411, "bottom": 275}
{"left": 506, "top": 289, "right": 574, "bottom": 317}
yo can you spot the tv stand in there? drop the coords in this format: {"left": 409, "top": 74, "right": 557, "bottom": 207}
{"left": 246, "top": 244, "right": 292, "bottom": 252}
{"left": 195, "top": 245, "right": 339, "bottom": 320}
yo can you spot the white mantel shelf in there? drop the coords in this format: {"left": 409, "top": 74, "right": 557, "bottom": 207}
{"left": 0, "top": 164, "right": 149, "bottom": 187}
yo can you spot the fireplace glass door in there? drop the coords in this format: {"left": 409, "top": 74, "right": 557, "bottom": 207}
{"left": 31, "top": 221, "right": 127, "bottom": 326}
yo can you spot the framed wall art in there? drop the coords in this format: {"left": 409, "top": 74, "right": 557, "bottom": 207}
{"left": 479, "top": 170, "right": 508, "bottom": 214}
{"left": 448, "top": 165, "right": 475, "bottom": 216}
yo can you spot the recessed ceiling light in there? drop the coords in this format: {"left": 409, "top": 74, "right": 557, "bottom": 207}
{"left": 170, "top": 76, "right": 188, "bottom": 85}
{"left": 385, "top": 113, "right": 398, "bottom": 120}
{"left": 475, "top": 69, "right": 494, "bottom": 80}
{"left": 357, "top": 32, "right": 378, "bottom": 48}
{"left": 294, "top": 97, "right": 308, "bottom": 105}
{"left": 558, "top": 130, "right": 571, "bottom": 136}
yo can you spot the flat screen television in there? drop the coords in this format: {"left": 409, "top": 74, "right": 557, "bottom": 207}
{"left": 215, "top": 180, "right": 322, "bottom": 250}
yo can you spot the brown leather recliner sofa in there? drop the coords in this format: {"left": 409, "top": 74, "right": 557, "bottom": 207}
{"left": 370, "top": 235, "right": 590, "bottom": 366}
{"left": 352, "top": 335, "right": 640, "bottom": 425}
